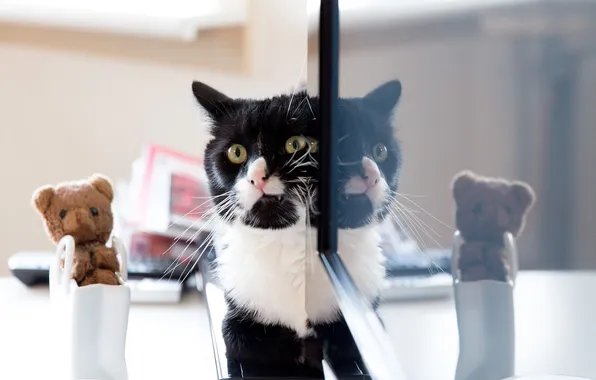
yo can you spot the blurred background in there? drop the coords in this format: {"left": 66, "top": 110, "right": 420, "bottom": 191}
{"left": 1, "top": 0, "right": 595, "bottom": 276}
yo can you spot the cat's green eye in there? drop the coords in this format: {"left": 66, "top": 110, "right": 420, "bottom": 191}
{"left": 372, "top": 143, "right": 388, "bottom": 162}
{"left": 285, "top": 136, "right": 307, "bottom": 154}
{"left": 306, "top": 137, "right": 318, "bottom": 153}
{"left": 227, "top": 144, "right": 247, "bottom": 164}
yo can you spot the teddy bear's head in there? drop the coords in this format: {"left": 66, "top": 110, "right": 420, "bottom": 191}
{"left": 452, "top": 170, "right": 535, "bottom": 242}
{"left": 32, "top": 174, "right": 114, "bottom": 245}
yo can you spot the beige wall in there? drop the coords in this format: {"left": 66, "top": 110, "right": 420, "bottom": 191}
{"left": 0, "top": 0, "right": 307, "bottom": 275}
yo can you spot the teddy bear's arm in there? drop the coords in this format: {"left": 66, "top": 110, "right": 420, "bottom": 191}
{"left": 93, "top": 246, "right": 121, "bottom": 272}
{"left": 484, "top": 244, "right": 510, "bottom": 282}
{"left": 79, "top": 269, "right": 120, "bottom": 286}
{"left": 458, "top": 242, "right": 484, "bottom": 266}
{"left": 459, "top": 242, "right": 509, "bottom": 282}
{"left": 71, "top": 247, "right": 93, "bottom": 284}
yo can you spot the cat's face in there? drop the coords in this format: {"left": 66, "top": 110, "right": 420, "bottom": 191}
{"left": 193, "top": 82, "right": 319, "bottom": 230}
{"left": 334, "top": 81, "right": 403, "bottom": 229}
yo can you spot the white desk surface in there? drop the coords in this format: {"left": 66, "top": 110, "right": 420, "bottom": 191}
{"left": 1, "top": 271, "right": 595, "bottom": 380}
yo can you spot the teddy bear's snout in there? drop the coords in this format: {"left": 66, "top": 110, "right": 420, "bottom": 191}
{"left": 496, "top": 208, "right": 509, "bottom": 228}
{"left": 62, "top": 208, "right": 97, "bottom": 241}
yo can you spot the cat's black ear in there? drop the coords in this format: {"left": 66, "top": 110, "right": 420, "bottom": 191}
{"left": 191, "top": 81, "right": 233, "bottom": 120}
{"left": 363, "top": 80, "right": 402, "bottom": 118}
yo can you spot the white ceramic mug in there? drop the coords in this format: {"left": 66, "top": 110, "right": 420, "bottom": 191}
{"left": 50, "top": 235, "right": 131, "bottom": 380}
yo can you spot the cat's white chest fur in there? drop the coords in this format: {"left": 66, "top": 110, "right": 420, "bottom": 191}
{"left": 214, "top": 213, "right": 386, "bottom": 338}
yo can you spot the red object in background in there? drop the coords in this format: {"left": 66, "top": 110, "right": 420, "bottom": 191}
{"left": 137, "top": 144, "right": 204, "bottom": 229}
{"left": 129, "top": 233, "right": 175, "bottom": 259}
{"left": 129, "top": 231, "right": 200, "bottom": 262}
{"left": 170, "top": 173, "right": 211, "bottom": 221}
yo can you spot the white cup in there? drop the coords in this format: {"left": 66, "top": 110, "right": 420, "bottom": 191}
{"left": 50, "top": 235, "right": 131, "bottom": 380}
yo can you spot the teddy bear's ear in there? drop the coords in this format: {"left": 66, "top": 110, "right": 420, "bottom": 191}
{"left": 452, "top": 170, "right": 477, "bottom": 202}
{"left": 510, "top": 181, "right": 535, "bottom": 211}
{"left": 32, "top": 186, "right": 55, "bottom": 214}
{"left": 89, "top": 173, "right": 114, "bottom": 202}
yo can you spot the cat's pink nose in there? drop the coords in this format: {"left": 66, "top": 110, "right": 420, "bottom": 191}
{"left": 497, "top": 208, "right": 509, "bottom": 228}
{"left": 362, "top": 174, "right": 380, "bottom": 190}
{"left": 247, "top": 158, "right": 268, "bottom": 191}
{"left": 344, "top": 158, "right": 383, "bottom": 195}
{"left": 249, "top": 176, "right": 266, "bottom": 190}
{"left": 362, "top": 157, "right": 381, "bottom": 189}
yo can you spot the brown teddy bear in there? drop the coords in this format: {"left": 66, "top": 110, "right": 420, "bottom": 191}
{"left": 451, "top": 170, "right": 535, "bottom": 282}
{"left": 32, "top": 174, "right": 122, "bottom": 286}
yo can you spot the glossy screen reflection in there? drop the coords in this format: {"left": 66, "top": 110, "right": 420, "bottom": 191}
{"left": 307, "top": 0, "right": 596, "bottom": 379}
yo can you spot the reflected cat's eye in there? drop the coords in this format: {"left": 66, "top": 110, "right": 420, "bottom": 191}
{"left": 307, "top": 137, "right": 318, "bottom": 153}
{"left": 227, "top": 144, "right": 247, "bottom": 164}
{"left": 285, "top": 136, "right": 307, "bottom": 154}
{"left": 372, "top": 143, "right": 388, "bottom": 162}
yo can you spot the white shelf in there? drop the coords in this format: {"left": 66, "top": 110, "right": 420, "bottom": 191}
{"left": 0, "top": 0, "right": 247, "bottom": 41}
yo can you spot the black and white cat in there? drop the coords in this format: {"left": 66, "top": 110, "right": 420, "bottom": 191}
{"left": 191, "top": 80, "right": 402, "bottom": 370}
{"left": 192, "top": 81, "right": 321, "bottom": 369}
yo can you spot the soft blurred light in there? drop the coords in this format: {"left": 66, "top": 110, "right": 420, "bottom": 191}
{"left": 0, "top": 0, "right": 221, "bottom": 19}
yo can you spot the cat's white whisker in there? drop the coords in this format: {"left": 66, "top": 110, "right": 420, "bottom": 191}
{"left": 287, "top": 157, "right": 316, "bottom": 174}
{"left": 163, "top": 213, "right": 207, "bottom": 255}
{"left": 386, "top": 208, "right": 444, "bottom": 276}
{"left": 178, "top": 231, "right": 217, "bottom": 285}
{"left": 288, "top": 162, "right": 315, "bottom": 174}
{"left": 388, "top": 202, "right": 447, "bottom": 277}
{"left": 192, "top": 192, "right": 232, "bottom": 200}
{"left": 337, "top": 158, "right": 361, "bottom": 166}
{"left": 391, "top": 197, "right": 441, "bottom": 238}
{"left": 389, "top": 205, "right": 428, "bottom": 251}
{"left": 286, "top": 52, "right": 307, "bottom": 121}
{"left": 161, "top": 198, "right": 231, "bottom": 279}
{"left": 305, "top": 96, "right": 315, "bottom": 120}
{"left": 337, "top": 134, "right": 350, "bottom": 143}
{"left": 164, "top": 191, "right": 234, "bottom": 241}
{"left": 283, "top": 149, "right": 301, "bottom": 169}
{"left": 162, "top": 197, "right": 239, "bottom": 282}
{"left": 291, "top": 149, "right": 310, "bottom": 166}
{"left": 394, "top": 192, "right": 452, "bottom": 228}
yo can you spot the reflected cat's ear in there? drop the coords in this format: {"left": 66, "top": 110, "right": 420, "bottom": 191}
{"left": 191, "top": 81, "right": 233, "bottom": 120}
{"left": 363, "top": 80, "right": 402, "bottom": 118}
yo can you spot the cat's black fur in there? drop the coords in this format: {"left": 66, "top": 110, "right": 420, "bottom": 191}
{"left": 222, "top": 297, "right": 324, "bottom": 377}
